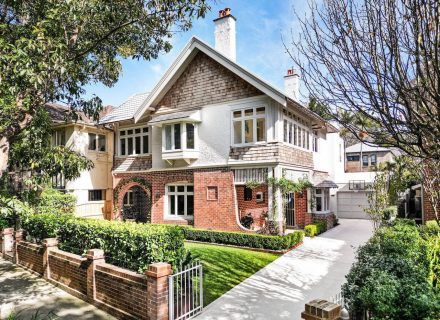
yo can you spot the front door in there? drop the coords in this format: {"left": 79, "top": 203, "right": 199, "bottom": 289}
{"left": 285, "top": 192, "right": 295, "bottom": 227}
{"left": 122, "top": 186, "right": 149, "bottom": 223}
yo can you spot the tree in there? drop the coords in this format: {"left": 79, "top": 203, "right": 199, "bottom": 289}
{"left": 0, "top": 0, "right": 209, "bottom": 174}
{"left": 287, "top": 0, "right": 440, "bottom": 161}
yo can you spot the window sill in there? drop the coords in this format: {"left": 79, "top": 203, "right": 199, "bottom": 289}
{"left": 164, "top": 216, "right": 194, "bottom": 221}
{"left": 116, "top": 154, "right": 151, "bottom": 158}
{"left": 162, "top": 150, "right": 199, "bottom": 160}
{"left": 232, "top": 142, "right": 267, "bottom": 148}
{"left": 313, "top": 210, "right": 331, "bottom": 215}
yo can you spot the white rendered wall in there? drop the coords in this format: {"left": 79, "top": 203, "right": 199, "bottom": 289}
{"left": 214, "top": 16, "right": 236, "bottom": 61}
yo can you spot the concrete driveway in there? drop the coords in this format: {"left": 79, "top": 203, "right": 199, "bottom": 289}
{"left": 0, "top": 259, "right": 115, "bottom": 320}
{"left": 197, "top": 219, "right": 374, "bottom": 320}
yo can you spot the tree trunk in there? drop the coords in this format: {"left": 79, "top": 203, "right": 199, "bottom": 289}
{"left": 0, "top": 136, "right": 10, "bottom": 177}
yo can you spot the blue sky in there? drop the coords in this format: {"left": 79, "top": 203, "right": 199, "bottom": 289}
{"left": 85, "top": 0, "right": 310, "bottom": 106}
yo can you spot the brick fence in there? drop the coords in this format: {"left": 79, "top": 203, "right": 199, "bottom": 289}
{"left": 0, "top": 228, "right": 172, "bottom": 320}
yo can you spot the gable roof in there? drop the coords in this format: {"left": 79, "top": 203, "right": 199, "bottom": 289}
{"left": 132, "top": 37, "right": 337, "bottom": 132}
{"left": 46, "top": 103, "right": 94, "bottom": 124}
{"left": 100, "top": 92, "right": 149, "bottom": 124}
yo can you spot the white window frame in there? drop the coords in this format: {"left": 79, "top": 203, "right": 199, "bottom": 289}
{"left": 88, "top": 189, "right": 105, "bottom": 202}
{"left": 231, "top": 106, "right": 266, "bottom": 146}
{"left": 123, "top": 190, "right": 134, "bottom": 206}
{"left": 314, "top": 188, "right": 330, "bottom": 213}
{"left": 312, "top": 131, "right": 319, "bottom": 152}
{"left": 165, "top": 183, "right": 194, "bottom": 220}
{"left": 162, "top": 122, "right": 198, "bottom": 152}
{"left": 52, "top": 129, "right": 66, "bottom": 146}
{"left": 282, "top": 110, "right": 312, "bottom": 151}
{"left": 118, "top": 125, "right": 150, "bottom": 157}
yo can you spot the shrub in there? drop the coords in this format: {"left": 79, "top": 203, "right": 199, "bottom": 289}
{"left": 382, "top": 205, "right": 397, "bottom": 221}
{"left": 0, "top": 195, "right": 34, "bottom": 229}
{"left": 304, "top": 220, "right": 327, "bottom": 237}
{"left": 23, "top": 214, "right": 186, "bottom": 273}
{"left": 343, "top": 219, "right": 440, "bottom": 319}
{"left": 36, "top": 188, "right": 76, "bottom": 215}
{"left": 181, "top": 227, "right": 303, "bottom": 251}
{"left": 0, "top": 217, "right": 8, "bottom": 229}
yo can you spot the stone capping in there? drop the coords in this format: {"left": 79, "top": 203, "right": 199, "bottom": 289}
{"left": 1, "top": 228, "right": 173, "bottom": 320}
{"left": 301, "top": 299, "right": 342, "bottom": 320}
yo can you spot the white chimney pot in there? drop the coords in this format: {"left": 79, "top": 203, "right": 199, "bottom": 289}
{"left": 284, "top": 69, "right": 300, "bottom": 101}
{"left": 214, "top": 8, "right": 236, "bottom": 61}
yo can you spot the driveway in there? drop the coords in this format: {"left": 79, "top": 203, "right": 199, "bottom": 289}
{"left": 197, "top": 219, "right": 374, "bottom": 320}
{"left": 0, "top": 259, "right": 115, "bottom": 320}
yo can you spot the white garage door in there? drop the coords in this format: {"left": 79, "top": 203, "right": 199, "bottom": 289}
{"left": 337, "top": 192, "right": 370, "bottom": 219}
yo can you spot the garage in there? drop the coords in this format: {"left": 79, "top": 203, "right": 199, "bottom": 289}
{"left": 337, "top": 191, "right": 371, "bottom": 219}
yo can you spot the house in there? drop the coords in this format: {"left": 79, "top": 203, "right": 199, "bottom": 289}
{"left": 47, "top": 103, "right": 114, "bottom": 219}
{"left": 99, "top": 8, "right": 344, "bottom": 232}
{"left": 334, "top": 142, "right": 399, "bottom": 219}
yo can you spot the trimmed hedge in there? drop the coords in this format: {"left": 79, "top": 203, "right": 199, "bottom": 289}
{"left": 181, "top": 227, "right": 304, "bottom": 251}
{"left": 304, "top": 220, "right": 327, "bottom": 237}
{"left": 23, "top": 214, "right": 186, "bottom": 273}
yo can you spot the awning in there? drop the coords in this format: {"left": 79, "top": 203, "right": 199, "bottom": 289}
{"left": 315, "top": 180, "right": 339, "bottom": 188}
{"left": 148, "top": 110, "right": 201, "bottom": 126}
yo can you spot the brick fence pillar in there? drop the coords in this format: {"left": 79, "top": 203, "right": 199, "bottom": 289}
{"left": 13, "top": 229, "right": 23, "bottom": 263}
{"left": 1, "top": 228, "right": 14, "bottom": 256}
{"left": 301, "top": 299, "right": 341, "bottom": 320}
{"left": 86, "top": 249, "right": 105, "bottom": 301}
{"left": 146, "top": 262, "right": 173, "bottom": 320}
{"left": 42, "top": 238, "right": 58, "bottom": 280}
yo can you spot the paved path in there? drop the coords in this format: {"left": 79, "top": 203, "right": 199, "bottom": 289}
{"left": 197, "top": 219, "right": 374, "bottom": 320}
{"left": 0, "top": 259, "right": 115, "bottom": 320}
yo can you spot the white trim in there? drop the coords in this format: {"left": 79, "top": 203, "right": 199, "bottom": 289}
{"left": 231, "top": 105, "right": 267, "bottom": 146}
{"left": 117, "top": 124, "right": 150, "bottom": 157}
{"left": 164, "top": 183, "right": 194, "bottom": 220}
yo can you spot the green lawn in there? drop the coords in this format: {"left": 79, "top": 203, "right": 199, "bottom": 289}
{"left": 185, "top": 242, "right": 280, "bottom": 306}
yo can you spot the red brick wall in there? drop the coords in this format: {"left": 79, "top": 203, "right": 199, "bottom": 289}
{"left": 17, "top": 242, "right": 44, "bottom": 275}
{"left": 155, "top": 51, "right": 262, "bottom": 113}
{"left": 114, "top": 168, "right": 241, "bottom": 231}
{"left": 236, "top": 185, "right": 268, "bottom": 228}
{"left": 194, "top": 171, "right": 240, "bottom": 231}
{"left": 95, "top": 264, "right": 148, "bottom": 320}
{"left": 295, "top": 191, "right": 311, "bottom": 229}
{"left": 423, "top": 186, "right": 438, "bottom": 222}
{"left": 49, "top": 250, "right": 88, "bottom": 295}
{"left": 312, "top": 213, "right": 336, "bottom": 230}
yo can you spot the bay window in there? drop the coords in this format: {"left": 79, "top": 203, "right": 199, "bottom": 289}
{"left": 163, "top": 123, "right": 196, "bottom": 151}
{"left": 166, "top": 184, "right": 194, "bottom": 219}
{"left": 283, "top": 110, "right": 312, "bottom": 150}
{"left": 315, "top": 188, "right": 330, "bottom": 213}
{"left": 119, "top": 126, "right": 149, "bottom": 156}
{"left": 232, "top": 106, "right": 266, "bottom": 145}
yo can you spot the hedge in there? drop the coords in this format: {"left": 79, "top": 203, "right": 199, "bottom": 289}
{"left": 181, "top": 227, "right": 304, "bottom": 251}
{"left": 304, "top": 220, "right": 327, "bottom": 237}
{"left": 23, "top": 214, "right": 186, "bottom": 273}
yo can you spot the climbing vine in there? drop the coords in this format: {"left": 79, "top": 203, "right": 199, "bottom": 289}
{"left": 113, "top": 177, "right": 152, "bottom": 222}
{"left": 245, "top": 180, "right": 263, "bottom": 190}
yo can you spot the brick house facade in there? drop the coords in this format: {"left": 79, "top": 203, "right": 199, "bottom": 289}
{"left": 100, "top": 13, "right": 341, "bottom": 232}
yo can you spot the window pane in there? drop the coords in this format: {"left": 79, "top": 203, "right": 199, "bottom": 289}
{"left": 283, "top": 120, "right": 288, "bottom": 142}
{"left": 174, "top": 124, "right": 181, "bottom": 149}
{"left": 233, "top": 110, "right": 241, "bottom": 118}
{"left": 135, "top": 128, "right": 141, "bottom": 134}
{"left": 233, "top": 121, "right": 242, "bottom": 144}
{"left": 143, "top": 127, "right": 148, "bottom": 133}
{"left": 165, "top": 125, "right": 172, "bottom": 150}
{"left": 186, "top": 123, "right": 195, "bottom": 149}
{"left": 98, "top": 135, "right": 106, "bottom": 152}
{"left": 120, "top": 138, "right": 126, "bottom": 155}
{"left": 177, "top": 195, "right": 185, "bottom": 215}
{"left": 127, "top": 137, "right": 133, "bottom": 155}
{"left": 257, "top": 118, "right": 265, "bottom": 142}
{"left": 244, "top": 109, "right": 253, "bottom": 116}
{"left": 143, "top": 135, "right": 149, "bottom": 154}
{"left": 127, "top": 129, "right": 133, "bottom": 135}
{"left": 135, "top": 136, "right": 141, "bottom": 154}
{"left": 120, "top": 131, "right": 125, "bottom": 136}
{"left": 294, "top": 125, "right": 297, "bottom": 145}
{"left": 316, "top": 197, "right": 322, "bottom": 211}
{"left": 168, "top": 186, "right": 175, "bottom": 192}
{"left": 256, "top": 107, "right": 265, "bottom": 115}
{"left": 177, "top": 185, "right": 185, "bottom": 192}
{"left": 370, "top": 154, "right": 377, "bottom": 165}
{"left": 244, "top": 187, "right": 252, "bottom": 201}
{"left": 289, "top": 123, "right": 293, "bottom": 144}
{"left": 169, "top": 195, "right": 175, "bottom": 215}
{"left": 187, "top": 185, "right": 194, "bottom": 192}
{"left": 187, "top": 195, "right": 194, "bottom": 215}
{"left": 88, "top": 133, "right": 96, "bottom": 150}
{"left": 244, "top": 119, "right": 254, "bottom": 143}
{"left": 59, "top": 131, "right": 66, "bottom": 146}
{"left": 315, "top": 188, "right": 322, "bottom": 194}
{"left": 362, "top": 155, "right": 369, "bottom": 166}
{"left": 306, "top": 132, "right": 310, "bottom": 150}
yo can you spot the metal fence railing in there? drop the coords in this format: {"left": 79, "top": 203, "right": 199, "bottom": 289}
{"left": 169, "top": 262, "right": 203, "bottom": 320}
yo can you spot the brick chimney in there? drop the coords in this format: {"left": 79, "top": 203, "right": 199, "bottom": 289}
{"left": 214, "top": 8, "right": 236, "bottom": 61}
{"left": 284, "top": 68, "right": 300, "bottom": 101}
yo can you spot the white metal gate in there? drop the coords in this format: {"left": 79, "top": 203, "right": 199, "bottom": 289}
{"left": 169, "top": 263, "right": 203, "bottom": 320}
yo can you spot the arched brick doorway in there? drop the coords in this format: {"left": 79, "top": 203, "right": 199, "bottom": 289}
{"left": 122, "top": 186, "right": 149, "bottom": 223}
{"left": 115, "top": 178, "right": 151, "bottom": 223}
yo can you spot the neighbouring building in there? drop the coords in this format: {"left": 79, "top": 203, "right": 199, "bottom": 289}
{"left": 99, "top": 8, "right": 344, "bottom": 232}
{"left": 47, "top": 103, "right": 114, "bottom": 219}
